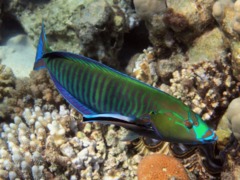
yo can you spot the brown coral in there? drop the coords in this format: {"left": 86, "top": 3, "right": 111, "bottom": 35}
{"left": 0, "top": 64, "right": 15, "bottom": 101}
{"left": 137, "top": 153, "right": 189, "bottom": 180}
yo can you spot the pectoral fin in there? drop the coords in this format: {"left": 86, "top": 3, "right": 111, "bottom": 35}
{"left": 121, "top": 131, "right": 140, "bottom": 141}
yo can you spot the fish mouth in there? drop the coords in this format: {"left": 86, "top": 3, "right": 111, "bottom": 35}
{"left": 201, "top": 129, "right": 218, "bottom": 143}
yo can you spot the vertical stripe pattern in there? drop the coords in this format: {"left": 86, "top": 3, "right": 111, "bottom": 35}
{"left": 45, "top": 52, "right": 185, "bottom": 118}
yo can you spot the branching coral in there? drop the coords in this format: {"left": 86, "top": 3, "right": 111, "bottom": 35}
{"left": 166, "top": 59, "right": 240, "bottom": 120}
{"left": 0, "top": 104, "right": 140, "bottom": 179}
{"left": 0, "top": 69, "right": 65, "bottom": 120}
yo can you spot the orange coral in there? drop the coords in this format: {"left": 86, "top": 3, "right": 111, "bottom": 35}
{"left": 137, "top": 154, "right": 189, "bottom": 180}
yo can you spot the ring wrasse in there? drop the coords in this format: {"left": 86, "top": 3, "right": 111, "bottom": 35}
{"left": 34, "top": 23, "right": 217, "bottom": 144}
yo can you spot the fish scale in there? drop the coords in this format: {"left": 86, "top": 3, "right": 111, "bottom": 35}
{"left": 34, "top": 23, "right": 218, "bottom": 144}
{"left": 46, "top": 53, "right": 159, "bottom": 117}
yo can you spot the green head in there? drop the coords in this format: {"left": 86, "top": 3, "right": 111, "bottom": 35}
{"left": 148, "top": 110, "right": 217, "bottom": 144}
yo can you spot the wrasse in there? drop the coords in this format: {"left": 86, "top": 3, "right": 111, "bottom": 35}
{"left": 34, "top": 24, "right": 217, "bottom": 144}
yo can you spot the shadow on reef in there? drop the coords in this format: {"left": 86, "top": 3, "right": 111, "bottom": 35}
{"left": 118, "top": 21, "right": 151, "bottom": 68}
{"left": 170, "top": 143, "right": 224, "bottom": 176}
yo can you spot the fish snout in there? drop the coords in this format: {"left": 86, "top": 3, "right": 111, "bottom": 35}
{"left": 202, "top": 129, "right": 218, "bottom": 143}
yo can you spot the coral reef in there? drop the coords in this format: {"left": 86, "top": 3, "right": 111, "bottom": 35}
{"left": 165, "top": 0, "right": 214, "bottom": 43}
{"left": 212, "top": 0, "right": 240, "bottom": 38}
{"left": 134, "top": 0, "right": 215, "bottom": 49}
{"left": 165, "top": 59, "right": 240, "bottom": 120}
{"left": 212, "top": 0, "right": 240, "bottom": 80}
{"left": 0, "top": 0, "right": 2, "bottom": 42}
{"left": 126, "top": 47, "right": 158, "bottom": 86}
{"left": 186, "top": 27, "right": 228, "bottom": 63}
{"left": 133, "top": 0, "right": 167, "bottom": 21}
{"left": 215, "top": 97, "right": 240, "bottom": 180}
{"left": 0, "top": 64, "right": 15, "bottom": 102}
{"left": 3, "top": 0, "right": 134, "bottom": 67}
{"left": 0, "top": 104, "right": 141, "bottom": 179}
{"left": 1, "top": 1, "right": 240, "bottom": 179}
{"left": 225, "top": 97, "right": 240, "bottom": 142}
{"left": 127, "top": 49, "right": 239, "bottom": 122}
{"left": 0, "top": 69, "right": 64, "bottom": 121}
{"left": 137, "top": 153, "right": 189, "bottom": 180}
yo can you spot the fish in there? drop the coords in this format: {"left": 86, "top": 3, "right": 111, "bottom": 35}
{"left": 33, "top": 23, "right": 217, "bottom": 144}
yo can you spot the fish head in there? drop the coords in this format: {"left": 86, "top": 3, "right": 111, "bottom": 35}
{"left": 147, "top": 110, "right": 217, "bottom": 144}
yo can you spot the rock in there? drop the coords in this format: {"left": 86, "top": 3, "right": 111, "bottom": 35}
{"left": 187, "top": 27, "right": 229, "bottom": 63}
{"left": 0, "top": 35, "right": 35, "bottom": 77}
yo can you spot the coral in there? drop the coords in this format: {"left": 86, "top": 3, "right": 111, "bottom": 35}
{"left": 0, "top": 0, "right": 2, "bottom": 42}
{"left": 3, "top": 0, "right": 133, "bottom": 67}
{"left": 0, "top": 67, "right": 67, "bottom": 123}
{"left": 230, "top": 41, "right": 240, "bottom": 81}
{"left": 221, "top": 165, "right": 240, "bottom": 180}
{"left": 212, "top": 0, "right": 240, "bottom": 80}
{"left": 217, "top": 97, "right": 240, "bottom": 145}
{"left": 226, "top": 97, "right": 240, "bottom": 141}
{"left": 133, "top": 0, "right": 167, "bottom": 21}
{"left": 215, "top": 98, "right": 240, "bottom": 180}
{"left": 137, "top": 153, "right": 189, "bottom": 180}
{"left": 166, "top": 59, "right": 240, "bottom": 120}
{"left": 186, "top": 27, "right": 229, "bottom": 63}
{"left": 0, "top": 102, "right": 142, "bottom": 179}
{"left": 126, "top": 47, "right": 158, "bottom": 86}
{"left": 138, "top": 0, "right": 215, "bottom": 49}
{"left": 0, "top": 64, "right": 15, "bottom": 101}
{"left": 212, "top": 0, "right": 240, "bottom": 38}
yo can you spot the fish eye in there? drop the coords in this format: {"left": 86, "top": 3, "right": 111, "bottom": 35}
{"left": 184, "top": 120, "right": 193, "bottom": 129}
{"left": 194, "top": 121, "right": 199, "bottom": 126}
{"left": 150, "top": 111, "right": 155, "bottom": 115}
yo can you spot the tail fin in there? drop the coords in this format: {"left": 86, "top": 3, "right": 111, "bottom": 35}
{"left": 34, "top": 22, "right": 51, "bottom": 70}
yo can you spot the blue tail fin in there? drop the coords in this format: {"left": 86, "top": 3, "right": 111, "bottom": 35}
{"left": 34, "top": 22, "right": 51, "bottom": 70}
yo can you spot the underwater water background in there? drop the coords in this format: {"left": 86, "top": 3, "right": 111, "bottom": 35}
{"left": 0, "top": 0, "right": 240, "bottom": 179}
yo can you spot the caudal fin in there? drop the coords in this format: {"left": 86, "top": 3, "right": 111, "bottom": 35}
{"left": 34, "top": 22, "right": 51, "bottom": 70}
